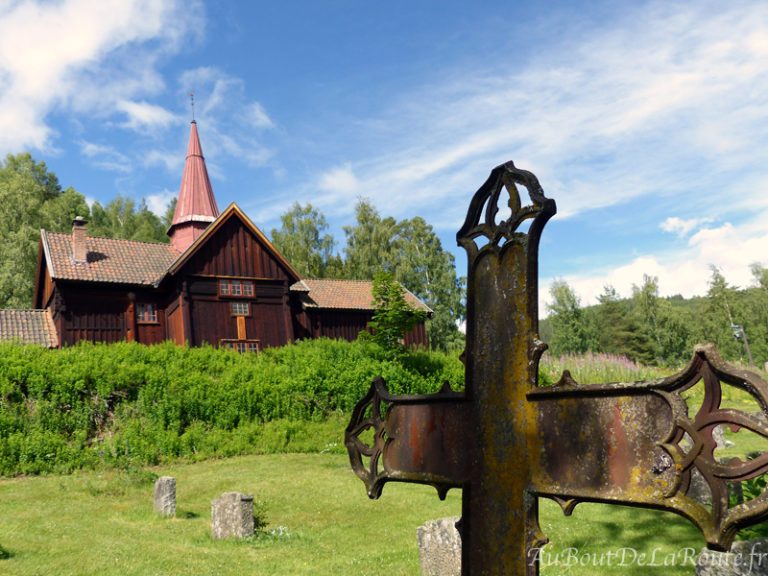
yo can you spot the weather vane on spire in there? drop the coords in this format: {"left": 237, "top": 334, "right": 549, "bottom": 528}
{"left": 189, "top": 91, "right": 195, "bottom": 122}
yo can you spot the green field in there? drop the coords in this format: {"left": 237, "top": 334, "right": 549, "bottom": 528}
{"left": 0, "top": 453, "right": 710, "bottom": 576}
{"left": 0, "top": 344, "right": 765, "bottom": 574}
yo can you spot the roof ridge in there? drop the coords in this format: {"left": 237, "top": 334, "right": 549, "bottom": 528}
{"left": 44, "top": 231, "right": 175, "bottom": 247}
{"left": 303, "top": 278, "right": 372, "bottom": 283}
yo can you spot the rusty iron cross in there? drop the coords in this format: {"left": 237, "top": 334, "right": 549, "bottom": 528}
{"left": 345, "top": 162, "right": 768, "bottom": 575}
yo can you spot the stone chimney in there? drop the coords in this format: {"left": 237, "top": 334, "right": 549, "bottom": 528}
{"left": 72, "top": 216, "right": 88, "bottom": 264}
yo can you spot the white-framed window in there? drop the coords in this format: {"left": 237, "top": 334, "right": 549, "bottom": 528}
{"left": 220, "top": 340, "right": 259, "bottom": 353}
{"left": 231, "top": 301, "right": 250, "bottom": 316}
{"left": 220, "top": 279, "right": 254, "bottom": 297}
{"left": 136, "top": 302, "right": 158, "bottom": 323}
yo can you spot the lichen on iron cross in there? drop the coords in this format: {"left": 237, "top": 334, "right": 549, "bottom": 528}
{"left": 345, "top": 161, "right": 768, "bottom": 576}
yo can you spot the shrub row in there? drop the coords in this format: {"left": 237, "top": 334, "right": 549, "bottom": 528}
{"left": 0, "top": 338, "right": 464, "bottom": 476}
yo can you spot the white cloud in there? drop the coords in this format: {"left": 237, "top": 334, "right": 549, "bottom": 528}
{"left": 78, "top": 140, "right": 130, "bottom": 172}
{"left": 245, "top": 102, "right": 274, "bottom": 129}
{"left": 660, "top": 217, "right": 715, "bottom": 237}
{"left": 176, "top": 67, "right": 277, "bottom": 172}
{"left": 0, "top": 0, "right": 203, "bottom": 154}
{"left": 146, "top": 189, "right": 176, "bottom": 217}
{"left": 318, "top": 164, "right": 360, "bottom": 196}
{"left": 542, "top": 215, "right": 768, "bottom": 313}
{"left": 144, "top": 149, "right": 184, "bottom": 173}
{"left": 116, "top": 100, "right": 179, "bottom": 133}
{"left": 320, "top": 1, "right": 768, "bottom": 229}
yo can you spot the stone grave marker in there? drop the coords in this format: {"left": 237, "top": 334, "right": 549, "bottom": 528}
{"left": 416, "top": 516, "right": 462, "bottom": 576}
{"left": 154, "top": 476, "right": 176, "bottom": 517}
{"left": 211, "top": 492, "right": 254, "bottom": 540}
{"left": 696, "top": 538, "right": 768, "bottom": 576}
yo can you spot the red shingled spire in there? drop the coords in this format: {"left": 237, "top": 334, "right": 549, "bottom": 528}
{"left": 168, "top": 121, "right": 220, "bottom": 253}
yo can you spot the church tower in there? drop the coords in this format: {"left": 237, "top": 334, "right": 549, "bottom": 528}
{"left": 167, "top": 121, "right": 220, "bottom": 253}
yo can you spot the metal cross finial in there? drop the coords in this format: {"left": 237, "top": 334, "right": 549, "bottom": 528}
{"left": 189, "top": 91, "right": 195, "bottom": 122}
{"left": 345, "top": 161, "right": 768, "bottom": 575}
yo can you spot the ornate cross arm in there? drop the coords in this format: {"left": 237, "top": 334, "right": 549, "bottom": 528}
{"left": 528, "top": 343, "right": 768, "bottom": 551}
{"left": 345, "top": 377, "right": 472, "bottom": 500}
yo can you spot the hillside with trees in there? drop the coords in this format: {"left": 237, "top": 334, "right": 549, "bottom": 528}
{"left": 542, "top": 268, "right": 768, "bottom": 368}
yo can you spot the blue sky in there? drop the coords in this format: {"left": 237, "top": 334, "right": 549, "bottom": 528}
{"left": 2, "top": 0, "right": 768, "bottom": 314}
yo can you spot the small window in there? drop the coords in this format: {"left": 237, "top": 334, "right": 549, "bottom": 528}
{"left": 219, "top": 279, "right": 254, "bottom": 297}
{"left": 231, "top": 301, "right": 250, "bottom": 316}
{"left": 136, "top": 303, "right": 158, "bottom": 323}
{"left": 221, "top": 340, "right": 259, "bottom": 354}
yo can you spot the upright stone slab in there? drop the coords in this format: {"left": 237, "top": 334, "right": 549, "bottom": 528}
{"left": 154, "top": 476, "right": 176, "bottom": 517}
{"left": 211, "top": 492, "right": 254, "bottom": 539}
{"left": 696, "top": 539, "right": 768, "bottom": 575}
{"left": 416, "top": 517, "right": 461, "bottom": 576}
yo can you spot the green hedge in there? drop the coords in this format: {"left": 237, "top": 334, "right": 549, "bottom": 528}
{"left": 0, "top": 339, "right": 464, "bottom": 476}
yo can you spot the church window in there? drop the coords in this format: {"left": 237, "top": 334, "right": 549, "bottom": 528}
{"left": 220, "top": 340, "right": 259, "bottom": 353}
{"left": 231, "top": 301, "right": 250, "bottom": 316}
{"left": 136, "top": 303, "right": 158, "bottom": 323}
{"left": 220, "top": 279, "right": 254, "bottom": 297}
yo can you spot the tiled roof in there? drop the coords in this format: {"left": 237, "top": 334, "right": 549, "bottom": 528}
{"left": 42, "top": 231, "right": 179, "bottom": 286}
{"left": 292, "top": 278, "right": 432, "bottom": 313}
{"left": 0, "top": 309, "right": 58, "bottom": 347}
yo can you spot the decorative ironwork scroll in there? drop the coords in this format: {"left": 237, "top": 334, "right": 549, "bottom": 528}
{"left": 345, "top": 161, "right": 768, "bottom": 575}
{"left": 528, "top": 343, "right": 768, "bottom": 550}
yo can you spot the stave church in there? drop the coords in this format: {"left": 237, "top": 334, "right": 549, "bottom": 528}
{"left": 0, "top": 122, "right": 429, "bottom": 351}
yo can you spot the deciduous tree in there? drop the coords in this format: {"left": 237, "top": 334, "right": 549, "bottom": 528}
{"left": 390, "top": 217, "right": 465, "bottom": 351}
{"left": 547, "top": 280, "right": 592, "bottom": 356}
{"left": 89, "top": 196, "right": 167, "bottom": 243}
{"left": 270, "top": 202, "right": 338, "bottom": 277}
{"left": 342, "top": 200, "right": 465, "bottom": 350}
{"left": 342, "top": 199, "right": 398, "bottom": 280}
{"left": 0, "top": 153, "right": 89, "bottom": 308}
{"left": 361, "top": 271, "right": 429, "bottom": 356}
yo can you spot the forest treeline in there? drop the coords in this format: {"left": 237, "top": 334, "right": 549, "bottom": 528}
{"left": 0, "top": 153, "right": 465, "bottom": 351}
{"left": 541, "top": 268, "right": 768, "bottom": 368}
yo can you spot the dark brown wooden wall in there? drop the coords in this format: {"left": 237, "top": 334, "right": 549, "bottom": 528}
{"left": 181, "top": 218, "right": 295, "bottom": 281}
{"left": 301, "top": 309, "right": 428, "bottom": 348}
{"left": 166, "top": 296, "right": 184, "bottom": 345}
{"left": 404, "top": 322, "right": 428, "bottom": 348}
{"left": 58, "top": 288, "right": 127, "bottom": 345}
{"left": 136, "top": 318, "right": 165, "bottom": 344}
{"left": 182, "top": 276, "right": 292, "bottom": 348}
{"left": 55, "top": 284, "right": 167, "bottom": 347}
{"left": 172, "top": 216, "right": 298, "bottom": 348}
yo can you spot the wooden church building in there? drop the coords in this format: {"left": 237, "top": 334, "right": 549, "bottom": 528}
{"left": 0, "top": 122, "right": 429, "bottom": 351}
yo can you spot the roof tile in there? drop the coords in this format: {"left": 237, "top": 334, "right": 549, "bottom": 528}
{"left": 0, "top": 309, "right": 58, "bottom": 347}
{"left": 43, "top": 231, "right": 178, "bottom": 286}
{"left": 292, "top": 278, "right": 431, "bottom": 312}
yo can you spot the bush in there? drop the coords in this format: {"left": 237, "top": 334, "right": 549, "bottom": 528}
{"left": 0, "top": 339, "right": 464, "bottom": 476}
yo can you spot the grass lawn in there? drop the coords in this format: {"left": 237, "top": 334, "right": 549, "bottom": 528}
{"left": 0, "top": 453, "right": 714, "bottom": 575}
